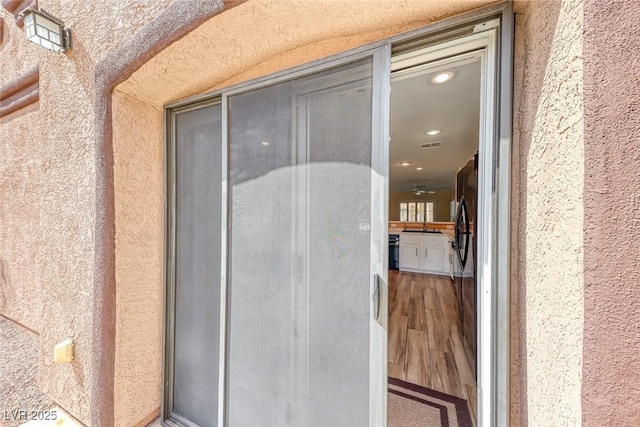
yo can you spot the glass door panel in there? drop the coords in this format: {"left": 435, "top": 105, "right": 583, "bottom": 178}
{"left": 227, "top": 55, "right": 384, "bottom": 426}
{"left": 172, "top": 104, "right": 222, "bottom": 427}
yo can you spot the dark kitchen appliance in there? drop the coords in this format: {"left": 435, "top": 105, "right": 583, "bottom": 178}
{"left": 454, "top": 152, "right": 478, "bottom": 378}
{"left": 389, "top": 234, "right": 400, "bottom": 270}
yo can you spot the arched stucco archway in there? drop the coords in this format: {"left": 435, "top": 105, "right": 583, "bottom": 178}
{"left": 106, "top": 1, "right": 503, "bottom": 425}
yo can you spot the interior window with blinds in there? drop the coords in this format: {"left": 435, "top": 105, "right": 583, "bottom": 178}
{"left": 400, "top": 201, "right": 434, "bottom": 222}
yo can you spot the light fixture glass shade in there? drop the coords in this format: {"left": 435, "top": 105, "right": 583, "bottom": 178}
{"left": 430, "top": 71, "right": 456, "bottom": 84}
{"left": 23, "top": 9, "right": 69, "bottom": 52}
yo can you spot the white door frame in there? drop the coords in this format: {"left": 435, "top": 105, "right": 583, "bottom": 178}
{"left": 389, "top": 10, "right": 514, "bottom": 423}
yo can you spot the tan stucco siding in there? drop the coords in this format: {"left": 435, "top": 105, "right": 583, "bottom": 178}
{"left": 57, "top": 0, "right": 177, "bottom": 64}
{"left": 113, "top": 1, "right": 584, "bottom": 426}
{"left": 112, "top": 90, "right": 164, "bottom": 427}
{"left": 0, "top": 4, "right": 47, "bottom": 336}
{"left": 583, "top": 0, "right": 640, "bottom": 425}
{"left": 36, "top": 60, "right": 97, "bottom": 423}
{"left": 1, "top": 0, "right": 603, "bottom": 425}
{"left": 0, "top": 1, "right": 180, "bottom": 424}
{"left": 116, "top": 0, "right": 497, "bottom": 106}
{"left": 0, "top": 108, "right": 43, "bottom": 333}
{"left": 1, "top": 10, "right": 100, "bottom": 420}
{"left": 512, "top": 0, "right": 584, "bottom": 425}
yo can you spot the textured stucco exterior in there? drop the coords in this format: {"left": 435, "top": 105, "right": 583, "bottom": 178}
{"left": 582, "top": 1, "right": 640, "bottom": 425}
{"left": 116, "top": 0, "right": 496, "bottom": 106}
{"left": 112, "top": 91, "right": 164, "bottom": 427}
{"left": 2, "top": 0, "right": 639, "bottom": 426}
{"left": 0, "top": 1, "right": 178, "bottom": 424}
{"left": 0, "top": 98, "right": 43, "bottom": 334}
{"left": 511, "top": 0, "right": 584, "bottom": 425}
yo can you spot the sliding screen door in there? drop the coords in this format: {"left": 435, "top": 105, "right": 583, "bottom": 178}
{"left": 167, "top": 103, "right": 223, "bottom": 427}
{"left": 226, "top": 50, "right": 388, "bottom": 426}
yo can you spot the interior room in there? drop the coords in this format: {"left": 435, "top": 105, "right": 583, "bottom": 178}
{"left": 387, "top": 56, "right": 481, "bottom": 426}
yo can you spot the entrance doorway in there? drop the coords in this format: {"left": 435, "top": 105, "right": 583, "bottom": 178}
{"left": 162, "top": 7, "right": 512, "bottom": 427}
{"left": 387, "top": 52, "right": 481, "bottom": 426}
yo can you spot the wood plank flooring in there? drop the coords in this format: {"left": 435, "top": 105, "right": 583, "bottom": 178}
{"left": 388, "top": 270, "right": 477, "bottom": 426}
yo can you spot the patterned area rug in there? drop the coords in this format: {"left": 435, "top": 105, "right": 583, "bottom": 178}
{"left": 388, "top": 378, "right": 473, "bottom": 427}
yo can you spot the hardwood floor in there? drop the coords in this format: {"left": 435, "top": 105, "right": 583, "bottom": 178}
{"left": 388, "top": 270, "right": 477, "bottom": 426}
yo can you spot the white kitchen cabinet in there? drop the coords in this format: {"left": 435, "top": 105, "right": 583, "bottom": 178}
{"left": 422, "top": 245, "right": 444, "bottom": 273}
{"left": 399, "top": 245, "right": 420, "bottom": 270}
{"left": 399, "top": 233, "right": 449, "bottom": 275}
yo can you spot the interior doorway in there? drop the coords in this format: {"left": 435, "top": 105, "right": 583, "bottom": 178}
{"left": 386, "top": 42, "right": 488, "bottom": 427}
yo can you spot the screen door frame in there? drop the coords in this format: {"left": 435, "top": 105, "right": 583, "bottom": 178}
{"left": 220, "top": 47, "right": 390, "bottom": 426}
{"left": 164, "top": 46, "right": 391, "bottom": 426}
{"left": 164, "top": 98, "right": 225, "bottom": 427}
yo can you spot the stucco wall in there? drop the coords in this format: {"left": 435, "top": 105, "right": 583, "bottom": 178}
{"left": 1, "top": 4, "right": 100, "bottom": 421}
{"left": 0, "top": 99, "right": 43, "bottom": 333}
{"left": 112, "top": 91, "right": 164, "bottom": 427}
{"left": 583, "top": 1, "right": 640, "bottom": 425}
{"left": 116, "top": 0, "right": 497, "bottom": 106}
{"left": 511, "top": 0, "right": 584, "bottom": 425}
{"left": 1, "top": 0, "right": 603, "bottom": 425}
{"left": 1, "top": 3, "right": 46, "bottom": 337}
{"left": 111, "top": 1, "right": 584, "bottom": 426}
{"left": 0, "top": 1, "right": 177, "bottom": 424}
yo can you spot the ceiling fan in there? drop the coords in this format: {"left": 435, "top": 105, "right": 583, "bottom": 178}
{"left": 410, "top": 183, "right": 427, "bottom": 196}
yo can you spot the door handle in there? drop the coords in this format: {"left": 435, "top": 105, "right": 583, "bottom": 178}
{"left": 455, "top": 196, "right": 469, "bottom": 269}
{"left": 415, "top": 248, "right": 417, "bottom": 257}
{"left": 461, "top": 198, "right": 470, "bottom": 269}
{"left": 425, "top": 248, "right": 428, "bottom": 258}
{"left": 373, "top": 274, "right": 383, "bottom": 321}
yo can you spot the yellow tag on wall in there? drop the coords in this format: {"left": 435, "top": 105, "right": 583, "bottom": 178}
{"left": 54, "top": 338, "right": 74, "bottom": 363}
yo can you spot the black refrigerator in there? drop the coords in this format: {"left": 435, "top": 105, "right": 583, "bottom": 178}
{"left": 454, "top": 152, "right": 477, "bottom": 377}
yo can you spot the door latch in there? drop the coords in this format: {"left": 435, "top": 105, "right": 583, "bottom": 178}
{"left": 373, "top": 273, "right": 382, "bottom": 321}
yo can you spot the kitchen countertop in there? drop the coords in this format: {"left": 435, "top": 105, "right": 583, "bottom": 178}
{"left": 388, "top": 228, "right": 454, "bottom": 237}
{"left": 441, "top": 230, "right": 455, "bottom": 239}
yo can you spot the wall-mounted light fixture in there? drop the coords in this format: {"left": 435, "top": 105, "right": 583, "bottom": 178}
{"left": 22, "top": 9, "right": 71, "bottom": 53}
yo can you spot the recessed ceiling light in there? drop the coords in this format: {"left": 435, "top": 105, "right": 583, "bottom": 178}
{"left": 416, "top": 167, "right": 423, "bottom": 171}
{"left": 428, "top": 191, "right": 436, "bottom": 194}
{"left": 430, "top": 71, "right": 455, "bottom": 84}
{"left": 425, "top": 129, "right": 441, "bottom": 136}
{"left": 400, "top": 161, "right": 412, "bottom": 166}
{"left": 261, "top": 141, "right": 269, "bottom": 146}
